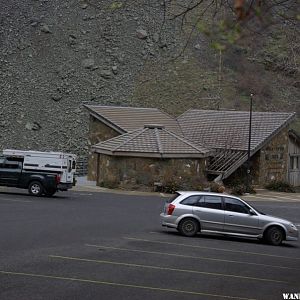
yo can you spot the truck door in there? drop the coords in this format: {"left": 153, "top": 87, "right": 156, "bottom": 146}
{"left": 0, "top": 158, "right": 22, "bottom": 186}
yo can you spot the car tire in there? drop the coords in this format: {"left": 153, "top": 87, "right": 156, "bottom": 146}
{"left": 265, "top": 226, "right": 284, "bottom": 246}
{"left": 28, "top": 181, "right": 44, "bottom": 197}
{"left": 178, "top": 218, "right": 199, "bottom": 237}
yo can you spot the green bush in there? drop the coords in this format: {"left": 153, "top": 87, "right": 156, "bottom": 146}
{"left": 265, "top": 181, "right": 295, "bottom": 193}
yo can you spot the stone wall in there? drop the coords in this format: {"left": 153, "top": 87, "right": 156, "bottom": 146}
{"left": 257, "top": 127, "right": 289, "bottom": 185}
{"left": 225, "top": 128, "right": 290, "bottom": 186}
{"left": 96, "top": 154, "right": 207, "bottom": 191}
{"left": 87, "top": 116, "right": 119, "bottom": 181}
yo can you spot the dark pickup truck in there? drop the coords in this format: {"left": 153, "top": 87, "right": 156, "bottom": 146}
{"left": 0, "top": 156, "right": 61, "bottom": 196}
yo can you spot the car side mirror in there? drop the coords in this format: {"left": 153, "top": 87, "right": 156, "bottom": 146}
{"left": 249, "top": 209, "right": 256, "bottom": 216}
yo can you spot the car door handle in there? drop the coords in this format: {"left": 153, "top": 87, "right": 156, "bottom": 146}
{"left": 228, "top": 215, "right": 234, "bottom": 217}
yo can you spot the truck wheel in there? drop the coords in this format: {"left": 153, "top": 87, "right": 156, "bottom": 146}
{"left": 28, "top": 181, "right": 43, "bottom": 196}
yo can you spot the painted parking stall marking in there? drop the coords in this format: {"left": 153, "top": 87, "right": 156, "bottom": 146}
{"left": 49, "top": 255, "right": 288, "bottom": 284}
{"left": 123, "top": 237, "right": 300, "bottom": 261}
{"left": 85, "top": 244, "right": 300, "bottom": 271}
{"left": 0, "top": 270, "right": 258, "bottom": 300}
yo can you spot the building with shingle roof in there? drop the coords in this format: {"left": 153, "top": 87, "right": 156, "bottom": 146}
{"left": 84, "top": 105, "right": 183, "bottom": 136}
{"left": 91, "top": 124, "right": 211, "bottom": 190}
{"left": 177, "top": 109, "right": 296, "bottom": 181}
{"left": 85, "top": 105, "right": 300, "bottom": 190}
{"left": 178, "top": 109, "right": 294, "bottom": 151}
{"left": 92, "top": 124, "right": 212, "bottom": 158}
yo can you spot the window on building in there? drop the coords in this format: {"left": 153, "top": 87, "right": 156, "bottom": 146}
{"left": 290, "top": 156, "right": 300, "bottom": 170}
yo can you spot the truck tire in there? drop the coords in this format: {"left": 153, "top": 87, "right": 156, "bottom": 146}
{"left": 28, "top": 181, "right": 43, "bottom": 196}
{"left": 44, "top": 189, "right": 56, "bottom": 197}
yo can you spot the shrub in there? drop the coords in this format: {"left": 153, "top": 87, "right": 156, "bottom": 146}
{"left": 209, "top": 182, "right": 226, "bottom": 193}
{"left": 231, "top": 184, "right": 256, "bottom": 196}
{"left": 163, "top": 179, "right": 181, "bottom": 194}
{"left": 265, "top": 181, "right": 295, "bottom": 193}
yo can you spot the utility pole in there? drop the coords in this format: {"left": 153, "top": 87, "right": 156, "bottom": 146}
{"left": 247, "top": 93, "right": 253, "bottom": 191}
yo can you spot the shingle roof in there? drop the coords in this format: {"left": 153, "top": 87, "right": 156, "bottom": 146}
{"left": 84, "top": 105, "right": 183, "bottom": 136}
{"left": 289, "top": 129, "right": 300, "bottom": 144}
{"left": 178, "top": 109, "right": 295, "bottom": 151}
{"left": 92, "top": 124, "right": 212, "bottom": 158}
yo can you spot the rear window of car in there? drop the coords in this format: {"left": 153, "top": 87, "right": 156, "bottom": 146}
{"left": 180, "top": 195, "right": 202, "bottom": 206}
{"left": 197, "top": 195, "right": 223, "bottom": 210}
{"left": 166, "top": 193, "right": 180, "bottom": 203}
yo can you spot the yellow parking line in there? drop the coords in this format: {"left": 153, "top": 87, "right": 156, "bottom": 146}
{"left": 85, "top": 244, "right": 299, "bottom": 271}
{"left": 49, "top": 255, "right": 288, "bottom": 284}
{"left": 0, "top": 270, "right": 256, "bottom": 300}
{"left": 124, "top": 237, "right": 300, "bottom": 261}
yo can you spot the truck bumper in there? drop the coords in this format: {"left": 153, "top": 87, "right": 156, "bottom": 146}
{"left": 57, "top": 183, "right": 73, "bottom": 191}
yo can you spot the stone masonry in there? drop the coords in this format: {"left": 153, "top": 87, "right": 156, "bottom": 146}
{"left": 87, "top": 115, "right": 119, "bottom": 181}
{"left": 96, "top": 154, "right": 207, "bottom": 191}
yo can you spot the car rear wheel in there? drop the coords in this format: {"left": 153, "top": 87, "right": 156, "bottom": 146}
{"left": 265, "top": 226, "right": 284, "bottom": 246}
{"left": 178, "top": 218, "right": 199, "bottom": 237}
{"left": 28, "top": 181, "right": 43, "bottom": 197}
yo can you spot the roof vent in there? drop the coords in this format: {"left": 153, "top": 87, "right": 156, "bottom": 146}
{"left": 144, "top": 124, "right": 165, "bottom": 129}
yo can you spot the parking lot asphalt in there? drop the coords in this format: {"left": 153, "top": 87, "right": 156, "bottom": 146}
{"left": 0, "top": 188, "right": 299, "bottom": 300}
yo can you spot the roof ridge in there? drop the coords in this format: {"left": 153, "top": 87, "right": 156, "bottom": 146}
{"left": 154, "top": 128, "right": 163, "bottom": 154}
{"left": 182, "top": 109, "right": 295, "bottom": 115}
{"left": 163, "top": 128, "right": 209, "bottom": 153}
{"left": 176, "top": 108, "right": 193, "bottom": 120}
{"left": 112, "top": 128, "right": 147, "bottom": 152}
{"left": 85, "top": 104, "right": 158, "bottom": 110}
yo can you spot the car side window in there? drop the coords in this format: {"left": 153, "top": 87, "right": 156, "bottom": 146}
{"left": 180, "top": 195, "right": 202, "bottom": 206}
{"left": 224, "top": 197, "right": 250, "bottom": 214}
{"left": 197, "top": 196, "right": 223, "bottom": 210}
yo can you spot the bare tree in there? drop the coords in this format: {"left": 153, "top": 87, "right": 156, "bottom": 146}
{"left": 163, "top": 0, "right": 299, "bottom": 50}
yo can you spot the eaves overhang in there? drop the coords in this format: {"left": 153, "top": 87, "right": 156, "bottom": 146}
{"left": 83, "top": 104, "right": 126, "bottom": 134}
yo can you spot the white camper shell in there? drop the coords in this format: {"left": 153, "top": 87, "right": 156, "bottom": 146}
{"left": 3, "top": 149, "right": 77, "bottom": 185}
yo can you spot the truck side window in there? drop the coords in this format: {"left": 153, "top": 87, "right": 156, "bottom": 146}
{"left": 0, "top": 158, "right": 5, "bottom": 168}
{"left": 4, "top": 161, "right": 22, "bottom": 169}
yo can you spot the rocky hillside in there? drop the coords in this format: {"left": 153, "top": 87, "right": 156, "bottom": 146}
{"left": 0, "top": 0, "right": 299, "bottom": 158}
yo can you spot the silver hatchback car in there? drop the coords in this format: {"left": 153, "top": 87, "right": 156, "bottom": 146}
{"left": 160, "top": 191, "right": 298, "bottom": 245}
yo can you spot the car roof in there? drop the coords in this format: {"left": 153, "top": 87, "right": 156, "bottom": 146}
{"left": 176, "top": 191, "right": 241, "bottom": 200}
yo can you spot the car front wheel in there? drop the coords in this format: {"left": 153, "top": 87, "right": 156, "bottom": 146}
{"left": 265, "top": 227, "right": 284, "bottom": 246}
{"left": 178, "top": 218, "right": 199, "bottom": 237}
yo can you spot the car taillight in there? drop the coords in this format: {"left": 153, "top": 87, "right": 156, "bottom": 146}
{"left": 55, "top": 174, "right": 61, "bottom": 184}
{"left": 167, "top": 204, "right": 175, "bottom": 215}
